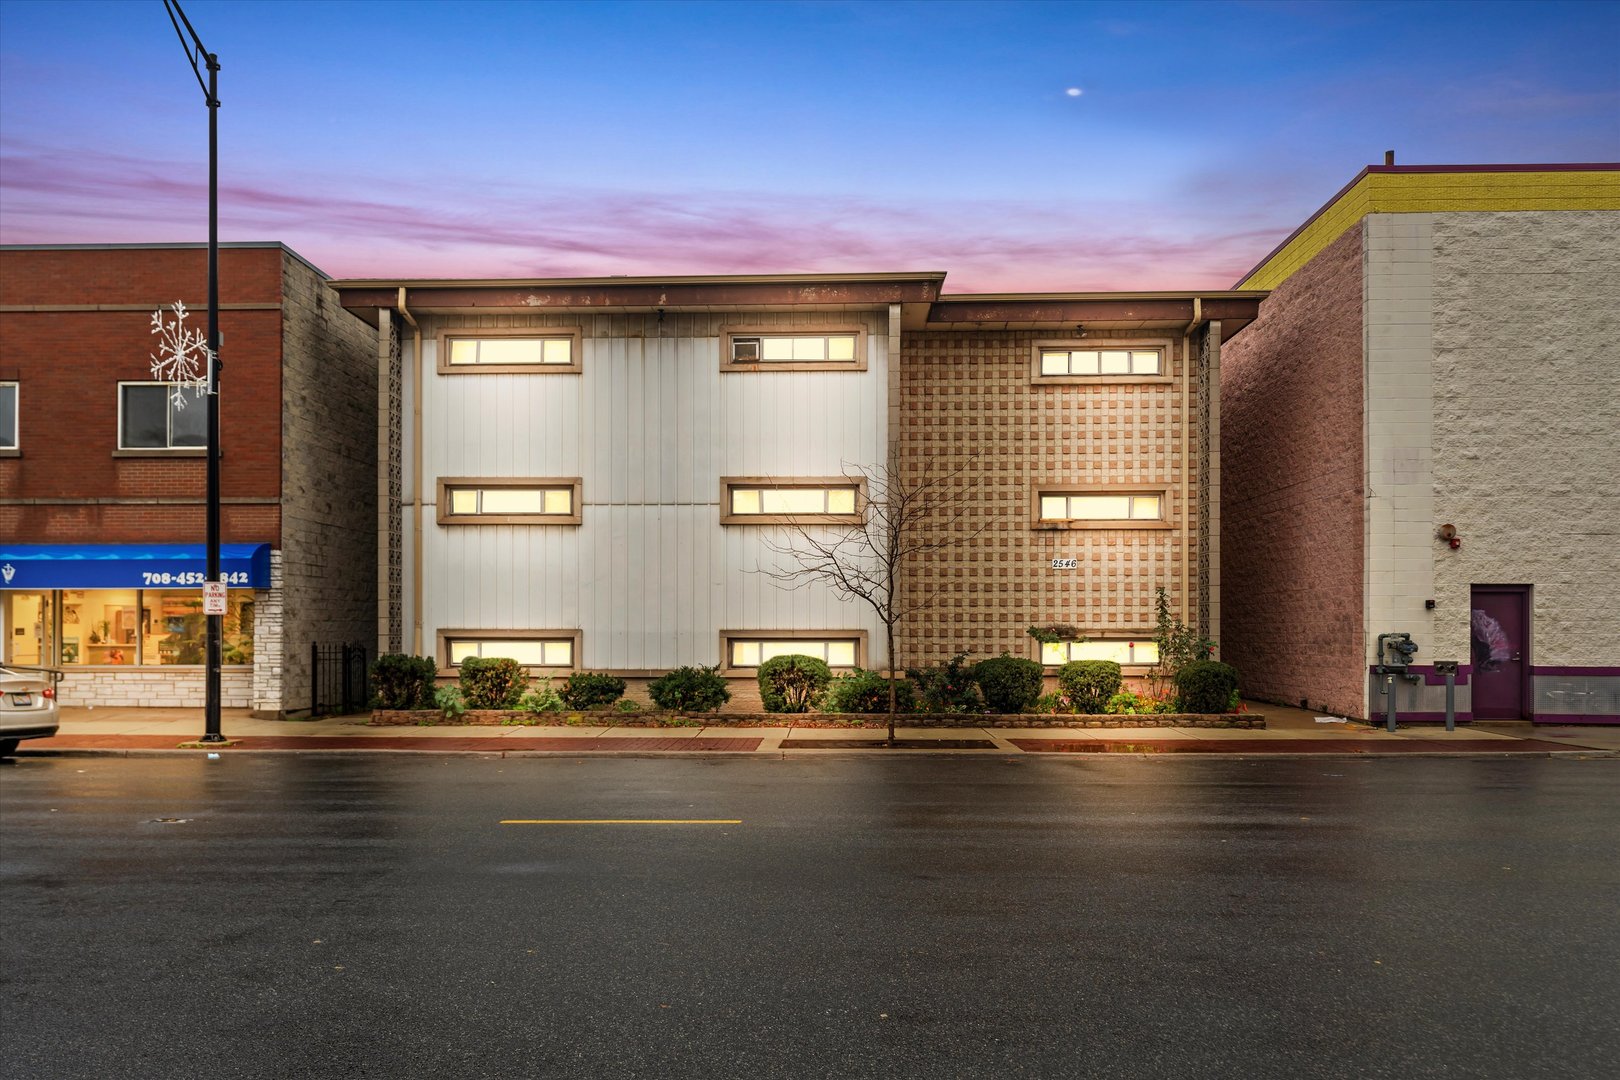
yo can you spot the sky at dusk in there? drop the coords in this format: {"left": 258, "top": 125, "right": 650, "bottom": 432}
{"left": 1, "top": 0, "right": 1616, "bottom": 291}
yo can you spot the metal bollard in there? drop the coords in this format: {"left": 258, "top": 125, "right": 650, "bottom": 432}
{"left": 1386, "top": 674, "right": 1398, "bottom": 732}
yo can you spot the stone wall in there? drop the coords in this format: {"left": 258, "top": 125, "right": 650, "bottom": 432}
{"left": 277, "top": 255, "right": 378, "bottom": 715}
{"left": 1429, "top": 210, "right": 1620, "bottom": 669}
{"left": 1220, "top": 224, "right": 1367, "bottom": 717}
{"left": 250, "top": 550, "right": 284, "bottom": 714}
{"left": 897, "top": 330, "right": 1203, "bottom": 667}
{"left": 57, "top": 667, "right": 253, "bottom": 708}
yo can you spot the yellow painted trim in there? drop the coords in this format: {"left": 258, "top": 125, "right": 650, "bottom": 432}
{"left": 1238, "top": 169, "right": 1620, "bottom": 291}
{"left": 499, "top": 819, "right": 742, "bottom": 825}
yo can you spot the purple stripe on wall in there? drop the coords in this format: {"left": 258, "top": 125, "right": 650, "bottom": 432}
{"left": 1534, "top": 713, "right": 1620, "bottom": 725}
{"left": 1532, "top": 666, "right": 1620, "bottom": 677}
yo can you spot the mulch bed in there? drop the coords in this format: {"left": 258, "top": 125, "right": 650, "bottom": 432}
{"left": 370, "top": 709, "right": 1265, "bottom": 729}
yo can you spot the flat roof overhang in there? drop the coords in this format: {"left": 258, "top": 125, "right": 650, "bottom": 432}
{"left": 330, "top": 272, "right": 949, "bottom": 326}
{"left": 918, "top": 291, "right": 1267, "bottom": 338}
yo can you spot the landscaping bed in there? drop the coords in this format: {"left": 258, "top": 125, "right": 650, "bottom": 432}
{"left": 370, "top": 710, "right": 1265, "bottom": 729}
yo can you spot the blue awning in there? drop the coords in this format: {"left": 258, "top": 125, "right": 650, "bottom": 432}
{"left": 0, "top": 544, "right": 272, "bottom": 590}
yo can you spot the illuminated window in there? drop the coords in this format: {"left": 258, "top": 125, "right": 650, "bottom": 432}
{"left": 723, "top": 480, "right": 861, "bottom": 522}
{"left": 438, "top": 330, "right": 582, "bottom": 374}
{"left": 444, "top": 636, "right": 576, "bottom": 668}
{"left": 1038, "top": 493, "right": 1163, "bottom": 522}
{"left": 439, "top": 479, "right": 582, "bottom": 525}
{"left": 118, "top": 382, "right": 206, "bottom": 450}
{"left": 1038, "top": 347, "right": 1163, "bottom": 377}
{"left": 725, "top": 636, "right": 860, "bottom": 669}
{"left": 723, "top": 328, "right": 867, "bottom": 371}
{"left": 1040, "top": 640, "right": 1160, "bottom": 666}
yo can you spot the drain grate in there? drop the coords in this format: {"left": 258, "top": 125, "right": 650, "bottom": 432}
{"left": 779, "top": 738, "right": 998, "bottom": 750}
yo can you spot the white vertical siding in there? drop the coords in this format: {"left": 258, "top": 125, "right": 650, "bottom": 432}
{"left": 416, "top": 312, "right": 889, "bottom": 669}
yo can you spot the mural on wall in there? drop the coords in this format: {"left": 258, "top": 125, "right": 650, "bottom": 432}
{"left": 1471, "top": 608, "right": 1512, "bottom": 672}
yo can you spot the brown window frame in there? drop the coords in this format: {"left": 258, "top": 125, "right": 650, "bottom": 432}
{"left": 720, "top": 326, "right": 869, "bottom": 373}
{"left": 1032, "top": 484, "right": 1173, "bottom": 530}
{"left": 720, "top": 476, "right": 867, "bottom": 525}
{"left": 1030, "top": 338, "right": 1174, "bottom": 385}
{"left": 437, "top": 629, "right": 582, "bottom": 675}
{"left": 1035, "top": 636, "right": 1161, "bottom": 669}
{"left": 437, "top": 477, "right": 584, "bottom": 526}
{"left": 718, "top": 630, "right": 868, "bottom": 675}
{"left": 436, "top": 326, "right": 584, "bottom": 375}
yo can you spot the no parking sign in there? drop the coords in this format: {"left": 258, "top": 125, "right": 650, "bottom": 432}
{"left": 202, "top": 580, "right": 228, "bottom": 615}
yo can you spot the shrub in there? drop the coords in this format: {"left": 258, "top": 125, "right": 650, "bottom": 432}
{"left": 458, "top": 656, "right": 528, "bottom": 709}
{"left": 1105, "top": 690, "right": 1144, "bottom": 715}
{"left": 973, "top": 654, "right": 1044, "bottom": 714}
{"left": 908, "top": 653, "right": 983, "bottom": 713}
{"left": 371, "top": 653, "right": 438, "bottom": 710}
{"left": 823, "top": 668, "right": 916, "bottom": 713}
{"left": 648, "top": 665, "right": 731, "bottom": 712}
{"left": 517, "top": 680, "right": 565, "bottom": 714}
{"left": 560, "top": 672, "right": 627, "bottom": 709}
{"left": 1175, "top": 661, "right": 1240, "bottom": 714}
{"left": 1150, "top": 586, "right": 1216, "bottom": 688}
{"left": 757, "top": 655, "right": 832, "bottom": 713}
{"left": 1032, "top": 692, "right": 1070, "bottom": 715}
{"left": 434, "top": 685, "right": 467, "bottom": 720}
{"left": 1059, "top": 660, "right": 1123, "bottom": 714}
{"left": 615, "top": 699, "right": 642, "bottom": 714}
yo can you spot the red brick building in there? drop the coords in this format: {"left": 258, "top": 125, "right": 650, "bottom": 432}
{"left": 0, "top": 243, "right": 376, "bottom": 714}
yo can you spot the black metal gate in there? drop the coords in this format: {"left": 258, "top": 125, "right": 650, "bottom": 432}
{"left": 311, "top": 642, "right": 369, "bottom": 716}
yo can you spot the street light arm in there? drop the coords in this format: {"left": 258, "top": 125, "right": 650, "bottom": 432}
{"left": 164, "top": 0, "right": 219, "bottom": 105}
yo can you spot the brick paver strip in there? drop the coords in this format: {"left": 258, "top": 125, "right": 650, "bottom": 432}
{"left": 1008, "top": 738, "right": 1582, "bottom": 754}
{"left": 30, "top": 735, "right": 763, "bottom": 753}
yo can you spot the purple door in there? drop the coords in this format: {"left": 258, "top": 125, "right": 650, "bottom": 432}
{"left": 1471, "top": 586, "right": 1529, "bottom": 720}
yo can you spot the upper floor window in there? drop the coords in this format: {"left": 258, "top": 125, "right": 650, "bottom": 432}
{"left": 437, "top": 328, "right": 583, "bottom": 374}
{"left": 1032, "top": 340, "right": 1170, "bottom": 383}
{"left": 0, "top": 382, "right": 16, "bottom": 450}
{"left": 724, "top": 634, "right": 861, "bottom": 670}
{"left": 442, "top": 633, "right": 577, "bottom": 669}
{"left": 721, "top": 478, "right": 863, "bottom": 524}
{"left": 118, "top": 382, "right": 205, "bottom": 450}
{"left": 1040, "top": 639, "right": 1161, "bottom": 666}
{"left": 722, "top": 327, "right": 868, "bottom": 372}
{"left": 1035, "top": 489, "right": 1168, "bottom": 528}
{"left": 437, "top": 478, "right": 582, "bottom": 525}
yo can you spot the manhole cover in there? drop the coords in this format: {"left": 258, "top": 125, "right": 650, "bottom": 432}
{"left": 779, "top": 739, "right": 998, "bottom": 750}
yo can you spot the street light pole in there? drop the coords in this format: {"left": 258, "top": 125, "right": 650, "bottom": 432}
{"left": 165, "top": 0, "right": 225, "bottom": 743}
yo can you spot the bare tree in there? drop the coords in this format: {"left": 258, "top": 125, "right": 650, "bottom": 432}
{"left": 759, "top": 454, "right": 982, "bottom": 743}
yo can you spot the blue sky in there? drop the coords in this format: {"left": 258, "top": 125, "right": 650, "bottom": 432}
{"left": 1, "top": 0, "right": 1615, "bottom": 289}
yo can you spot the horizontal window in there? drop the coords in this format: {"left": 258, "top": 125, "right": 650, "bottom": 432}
{"left": 722, "top": 327, "right": 868, "bottom": 372}
{"left": 436, "top": 329, "right": 582, "bottom": 374}
{"left": 1041, "top": 640, "right": 1160, "bottom": 666}
{"left": 442, "top": 634, "right": 577, "bottom": 669}
{"left": 1039, "top": 348, "right": 1162, "bottom": 377}
{"left": 0, "top": 381, "right": 16, "bottom": 450}
{"left": 1039, "top": 493, "right": 1163, "bottom": 522}
{"left": 118, "top": 382, "right": 206, "bottom": 450}
{"left": 723, "top": 479, "right": 861, "bottom": 524}
{"left": 437, "top": 478, "right": 582, "bottom": 525}
{"left": 726, "top": 636, "right": 860, "bottom": 669}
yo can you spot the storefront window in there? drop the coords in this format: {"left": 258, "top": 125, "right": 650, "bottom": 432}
{"left": 4, "top": 592, "right": 52, "bottom": 667}
{"left": 46, "top": 588, "right": 254, "bottom": 666}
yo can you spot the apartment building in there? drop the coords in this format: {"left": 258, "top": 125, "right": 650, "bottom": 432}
{"left": 1222, "top": 162, "right": 1620, "bottom": 723}
{"left": 0, "top": 243, "right": 376, "bottom": 714}
{"left": 330, "top": 275, "right": 1261, "bottom": 704}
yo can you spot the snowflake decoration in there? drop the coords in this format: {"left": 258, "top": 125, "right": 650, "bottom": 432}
{"left": 149, "top": 301, "right": 213, "bottom": 409}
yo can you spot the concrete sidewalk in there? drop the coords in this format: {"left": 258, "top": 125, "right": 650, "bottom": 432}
{"left": 15, "top": 701, "right": 1618, "bottom": 757}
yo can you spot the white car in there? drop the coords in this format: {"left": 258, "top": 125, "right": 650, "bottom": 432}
{"left": 0, "top": 666, "right": 60, "bottom": 757}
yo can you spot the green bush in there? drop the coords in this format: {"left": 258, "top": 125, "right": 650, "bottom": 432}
{"left": 648, "top": 665, "right": 731, "bottom": 711}
{"left": 757, "top": 654, "right": 832, "bottom": 713}
{"left": 1032, "top": 692, "right": 1070, "bottom": 715}
{"left": 434, "top": 685, "right": 467, "bottom": 720}
{"left": 371, "top": 653, "right": 438, "bottom": 710}
{"left": 1105, "top": 690, "right": 1144, "bottom": 715}
{"left": 517, "top": 679, "right": 565, "bottom": 714}
{"left": 1059, "top": 660, "right": 1123, "bottom": 714}
{"left": 458, "top": 656, "right": 528, "bottom": 709}
{"left": 823, "top": 668, "right": 916, "bottom": 713}
{"left": 560, "top": 672, "right": 627, "bottom": 709}
{"left": 1175, "top": 661, "right": 1240, "bottom": 714}
{"left": 615, "top": 699, "right": 642, "bottom": 714}
{"left": 908, "top": 653, "right": 984, "bottom": 713}
{"left": 973, "top": 654, "right": 1044, "bottom": 714}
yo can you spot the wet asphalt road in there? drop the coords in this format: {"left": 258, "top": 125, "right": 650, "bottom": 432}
{"left": 2, "top": 753, "right": 1616, "bottom": 1080}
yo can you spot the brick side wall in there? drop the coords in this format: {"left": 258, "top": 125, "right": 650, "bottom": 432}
{"left": 1429, "top": 210, "right": 1620, "bottom": 667}
{"left": 276, "top": 255, "right": 377, "bottom": 715}
{"left": 1220, "top": 224, "right": 1366, "bottom": 717}
{"left": 898, "top": 331, "right": 1201, "bottom": 669}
